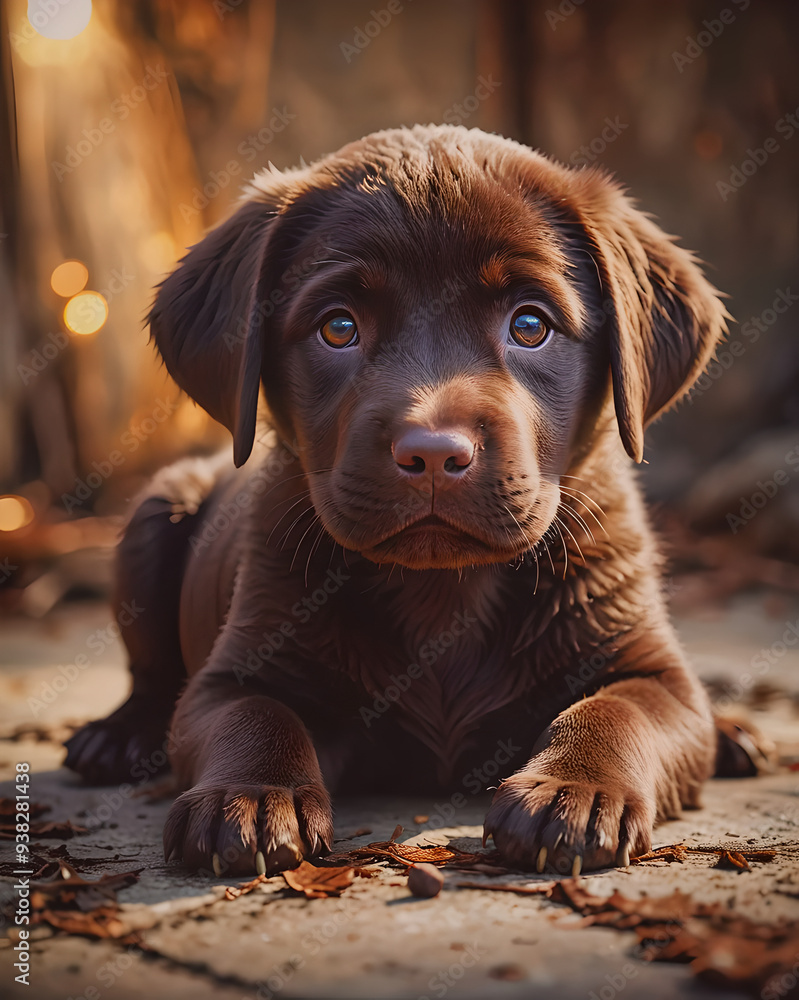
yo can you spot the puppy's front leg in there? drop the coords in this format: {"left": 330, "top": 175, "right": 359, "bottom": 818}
{"left": 484, "top": 662, "right": 716, "bottom": 873}
{"left": 163, "top": 671, "right": 332, "bottom": 877}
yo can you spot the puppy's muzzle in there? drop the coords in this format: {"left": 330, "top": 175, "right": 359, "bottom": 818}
{"left": 392, "top": 425, "right": 476, "bottom": 493}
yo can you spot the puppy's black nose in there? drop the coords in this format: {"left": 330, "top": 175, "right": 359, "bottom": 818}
{"left": 392, "top": 426, "right": 475, "bottom": 478}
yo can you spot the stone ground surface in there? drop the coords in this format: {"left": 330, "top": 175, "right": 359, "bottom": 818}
{"left": 0, "top": 591, "right": 798, "bottom": 1000}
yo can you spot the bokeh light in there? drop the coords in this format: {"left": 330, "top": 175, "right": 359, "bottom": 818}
{"left": 0, "top": 495, "right": 35, "bottom": 532}
{"left": 63, "top": 290, "right": 108, "bottom": 336}
{"left": 50, "top": 259, "right": 89, "bottom": 297}
{"left": 27, "top": 0, "right": 92, "bottom": 41}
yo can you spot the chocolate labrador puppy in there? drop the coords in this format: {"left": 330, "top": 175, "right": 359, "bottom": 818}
{"left": 65, "top": 124, "right": 730, "bottom": 877}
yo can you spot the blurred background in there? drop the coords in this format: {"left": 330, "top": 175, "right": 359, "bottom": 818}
{"left": 0, "top": 0, "right": 797, "bottom": 620}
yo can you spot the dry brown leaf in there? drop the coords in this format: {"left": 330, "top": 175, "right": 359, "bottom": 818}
{"left": 327, "top": 825, "right": 487, "bottom": 869}
{"left": 631, "top": 843, "right": 778, "bottom": 867}
{"left": 549, "top": 881, "right": 695, "bottom": 925}
{"left": 0, "top": 797, "right": 51, "bottom": 819}
{"left": 224, "top": 874, "right": 268, "bottom": 901}
{"left": 0, "top": 819, "right": 87, "bottom": 840}
{"left": 352, "top": 867, "right": 379, "bottom": 878}
{"left": 29, "top": 862, "right": 141, "bottom": 919}
{"left": 540, "top": 876, "right": 799, "bottom": 993}
{"left": 24, "top": 863, "right": 142, "bottom": 940}
{"left": 39, "top": 906, "right": 133, "bottom": 939}
{"left": 716, "top": 850, "right": 751, "bottom": 871}
{"left": 641, "top": 917, "right": 799, "bottom": 992}
{"left": 740, "top": 850, "right": 779, "bottom": 862}
{"left": 223, "top": 863, "right": 378, "bottom": 901}
{"left": 0, "top": 852, "right": 53, "bottom": 878}
{"left": 685, "top": 844, "right": 777, "bottom": 864}
{"left": 631, "top": 844, "right": 689, "bottom": 864}
{"left": 413, "top": 814, "right": 429, "bottom": 824}
{"left": 282, "top": 861, "right": 355, "bottom": 898}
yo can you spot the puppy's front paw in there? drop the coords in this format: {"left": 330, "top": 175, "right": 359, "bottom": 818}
{"left": 163, "top": 781, "right": 333, "bottom": 877}
{"left": 483, "top": 773, "right": 655, "bottom": 874}
{"left": 64, "top": 695, "right": 173, "bottom": 785}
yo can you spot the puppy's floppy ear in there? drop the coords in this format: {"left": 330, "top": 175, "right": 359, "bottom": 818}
{"left": 149, "top": 199, "right": 279, "bottom": 467}
{"left": 577, "top": 176, "right": 728, "bottom": 462}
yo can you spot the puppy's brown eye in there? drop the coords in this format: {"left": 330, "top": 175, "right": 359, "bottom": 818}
{"left": 319, "top": 313, "right": 358, "bottom": 349}
{"left": 509, "top": 309, "right": 552, "bottom": 348}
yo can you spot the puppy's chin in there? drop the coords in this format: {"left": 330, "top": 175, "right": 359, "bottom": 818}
{"left": 354, "top": 518, "right": 530, "bottom": 570}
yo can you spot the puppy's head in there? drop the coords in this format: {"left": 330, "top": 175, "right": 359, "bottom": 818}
{"left": 150, "top": 125, "right": 727, "bottom": 570}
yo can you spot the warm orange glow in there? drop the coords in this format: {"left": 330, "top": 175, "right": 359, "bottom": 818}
{"left": 0, "top": 495, "right": 35, "bottom": 532}
{"left": 694, "top": 130, "right": 723, "bottom": 161}
{"left": 143, "top": 231, "right": 179, "bottom": 273}
{"left": 63, "top": 290, "right": 108, "bottom": 335}
{"left": 174, "top": 398, "right": 208, "bottom": 435}
{"left": 50, "top": 259, "right": 89, "bottom": 297}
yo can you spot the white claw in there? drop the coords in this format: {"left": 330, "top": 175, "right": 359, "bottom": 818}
{"left": 571, "top": 855, "right": 582, "bottom": 878}
{"left": 536, "top": 846, "right": 547, "bottom": 873}
{"left": 553, "top": 832, "right": 563, "bottom": 850}
{"left": 255, "top": 851, "right": 266, "bottom": 876}
{"left": 212, "top": 853, "right": 222, "bottom": 877}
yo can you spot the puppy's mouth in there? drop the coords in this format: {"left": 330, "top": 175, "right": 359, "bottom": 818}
{"left": 359, "top": 513, "right": 516, "bottom": 570}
